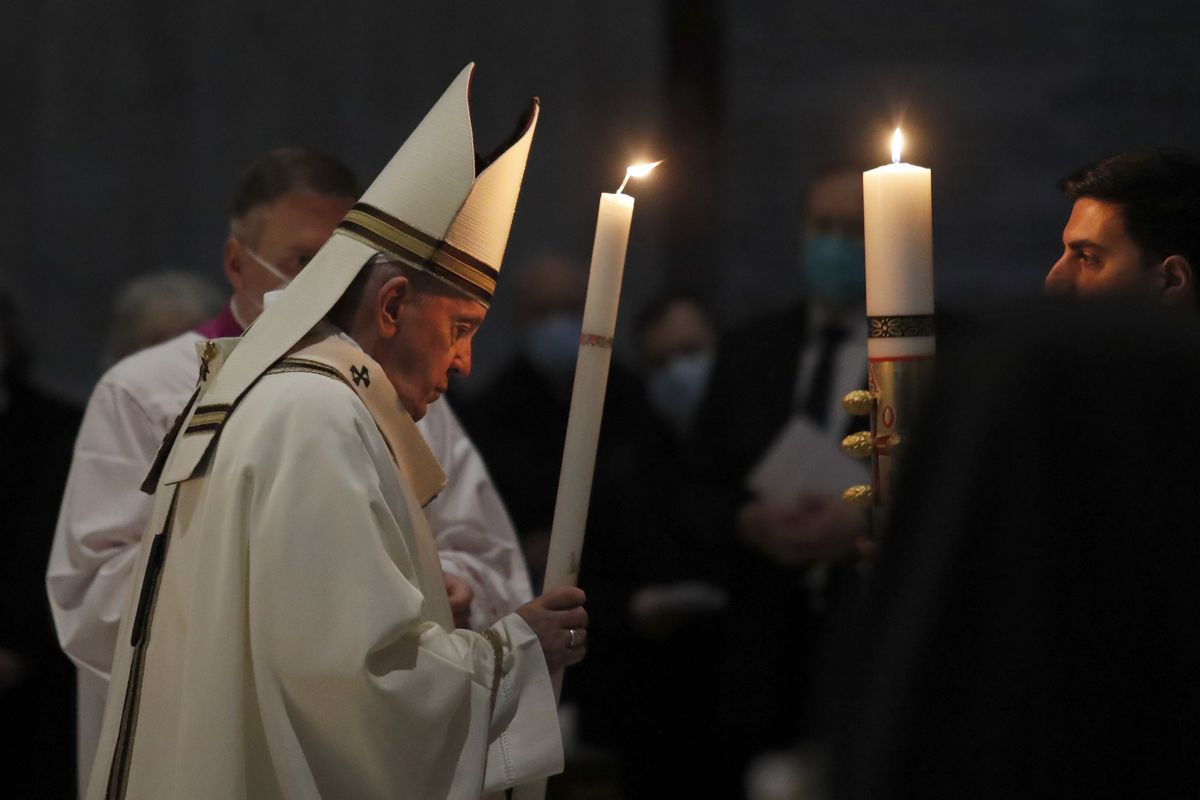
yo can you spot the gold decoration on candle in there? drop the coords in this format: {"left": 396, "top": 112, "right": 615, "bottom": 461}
{"left": 843, "top": 485, "right": 873, "bottom": 506}
{"left": 841, "top": 431, "right": 873, "bottom": 459}
{"left": 579, "top": 333, "right": 614, "bottom": 349}
{"left": 842, "top": 390, "right": 873, "bottom": 416}
{"left": 868, "top": 314, "right": 936, "bottom": 338}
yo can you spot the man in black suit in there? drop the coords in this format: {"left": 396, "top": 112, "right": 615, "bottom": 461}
{"left": 686, "top": 166, "right": 869, "bottom": 797}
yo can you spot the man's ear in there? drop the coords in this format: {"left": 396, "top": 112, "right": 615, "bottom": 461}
{"left": 223, "top": 236, "right": 245, "bottom": 290}
{"left": 1159, "top": 254, "right": 1195, "bottom": 307}
{"left": 377, "top": 275, "right": 411, "bottom": 339}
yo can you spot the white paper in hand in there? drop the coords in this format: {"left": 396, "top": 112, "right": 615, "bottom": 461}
{"left": 746, "top": 416, "right": 869, "bottom": 503}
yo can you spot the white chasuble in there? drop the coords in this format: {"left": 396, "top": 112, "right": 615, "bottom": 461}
{"left": 86, "top": 329, "right": 562, "bottom": 800}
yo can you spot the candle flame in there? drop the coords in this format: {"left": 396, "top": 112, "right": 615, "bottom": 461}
{"left": 616, "top": 159, "right": 663, "bottom": 194}
{"left": 891, "top": 128, "right": 903, "bottom": 164}
{"left": 627, "top": 160, "right": 663, "bottom": 179}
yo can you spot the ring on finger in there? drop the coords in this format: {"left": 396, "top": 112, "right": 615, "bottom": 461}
{"left": 567, "top": 628, "right": 578, "bottom": 649}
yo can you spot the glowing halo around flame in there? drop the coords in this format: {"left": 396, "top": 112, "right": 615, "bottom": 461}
{"left": 891, "top": 128, "right": 904, "bottom": 164}
{"left": 616, "top": 159, "right": 663, "bottom": 194}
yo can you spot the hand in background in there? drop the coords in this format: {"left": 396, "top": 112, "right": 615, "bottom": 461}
{"left": 738, "top": 494, "right": 866, "bottom": 566}
{"left": 444, "top": 574, "right": 473, "bottom": 629}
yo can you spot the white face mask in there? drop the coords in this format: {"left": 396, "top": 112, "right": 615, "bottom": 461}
{"left": 241, "top": 242, "right": 293, "bottom": 287}
{"left": 232, "top": 242, "right": 293, "bottom": 323}
{"left": 647, "top": 349, "right": 714, "bottom": 438}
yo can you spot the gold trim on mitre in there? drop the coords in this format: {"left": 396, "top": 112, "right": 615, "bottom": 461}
{"left": 337, "top": 203, "right": 499, "bottom": 305}
{"left": 154, "top": 65, "right": 537, "bottom": 487}
{"left": 352, "top": 64, "right": 539, "bottom": 307}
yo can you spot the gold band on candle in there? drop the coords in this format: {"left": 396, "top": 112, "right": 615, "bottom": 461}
{"left": 579, "top": 333, "right": 614, "bottom": 349}
{"left": 868, "top": 314, "right": 935, "bottom": 338}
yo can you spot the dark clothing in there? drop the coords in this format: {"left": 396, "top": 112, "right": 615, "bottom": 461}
{"left": 686, "top": 302, "right": 862, "bottom": 797}
{"left": 688, "top": 304, "right": 808, "bottom": 543}
{"left": 833, "top": 299, "right": 1200, "bottom": 799}
{"left": 456, "top": 354, "right": 653, "bottom": 561}
{"left": 455, "top": 353, "right": 657, "bottom": 737}
{"left": 458, "top": 353, "right": 723, "bottom": 798}
{"left": 1, "top": 377, "right": 81, "bottom": 799}
{"left": 584, "top": 407, "right": 727, "bottom": 799}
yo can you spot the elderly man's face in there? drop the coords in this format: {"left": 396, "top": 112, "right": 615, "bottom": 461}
{"left": 1045, "top": 198, "right": 1157, "bottom": 298}
{"left": 384, "top": 289, "right": 486, "bottom": 421}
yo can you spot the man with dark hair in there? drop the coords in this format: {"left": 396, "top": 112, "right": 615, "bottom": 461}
{"left": 50, "top": 145, "right": 532, "bottom": 795}
{"left": 1045, "top": 147, "right": 1200, "bottom": 312}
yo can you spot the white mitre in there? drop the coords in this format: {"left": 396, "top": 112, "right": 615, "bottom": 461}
{"left": 156, "top": 63, "right": 538, "bottom": 486}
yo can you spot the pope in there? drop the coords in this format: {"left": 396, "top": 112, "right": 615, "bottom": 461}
{"left": 87, "top": 64, "right": 586, "bottom": 800}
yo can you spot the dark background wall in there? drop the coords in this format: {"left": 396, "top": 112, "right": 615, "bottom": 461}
{"left": 4, "top": 1, "right": 1200, "bottom": 401}
{"left": 717, "top": 2, "right": 1200, "bottom": 312}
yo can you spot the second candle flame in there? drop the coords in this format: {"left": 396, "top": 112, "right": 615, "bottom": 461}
{"left": 616, "top": 160, "right": 663, "bottom": 194}
{"left": 891, "top": 128, "right": 903, "bottom": 164}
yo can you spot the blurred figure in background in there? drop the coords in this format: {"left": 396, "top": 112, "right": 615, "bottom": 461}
{"left": 458, "top": 253, "right": 660, "bottom": 795}
{"left": 0, "top": 290, "right": 79, "bottom": 799}
{"left": 639, "top": 290, "right": 718, "bottom": 442}
{"left": 685, "top": 165, "right": 870, "bottom": 797}
{"left": 101, "top": 270, "right": 223, "bottom": 366}
{"left": 834, "top": 298, "right": 1200, "bottom": 799}
{"left": 630, "top": 291, "right": 725, "bottom": 637}
{"left": 457, "top": 252, "right": 651, "bottom": 588}
{"left": 571, "top": 290, "right": 727, "bottom": 799}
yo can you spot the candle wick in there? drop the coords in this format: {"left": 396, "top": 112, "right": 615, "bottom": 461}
{"left": 616, "top": 172, "right": 631, "bottom": 195}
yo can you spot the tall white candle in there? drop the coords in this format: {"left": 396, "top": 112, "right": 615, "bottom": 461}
{"left": 514, "top": 163, "right": 657, "bottom": 800}
{"left": 542, "top": 190, "right": 633, "bottom": 591}
{"left": 862, "top": 129, "right": 934, "bottom": 359}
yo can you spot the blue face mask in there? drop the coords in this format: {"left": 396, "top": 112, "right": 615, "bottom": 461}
{"left": 802, "top": 234, "right": 866, "bottom": 307}
{"left": 523, "top": 313, "right": 582, "bottom": 377}
{"left": 647, "top": 349, "right": 714, "bottom": 438}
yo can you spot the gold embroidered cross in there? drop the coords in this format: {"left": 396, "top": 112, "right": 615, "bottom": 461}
{"left": 198, "top": 340, "right": 217, "bottom": 383}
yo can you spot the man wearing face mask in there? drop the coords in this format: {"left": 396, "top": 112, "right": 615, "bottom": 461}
{"left": 567, "top": 290, "right": 729, "bottom": 798}
{"left": 686, "top": 165, "right": 870, "bottom": 797}
{"left": 639, "top": 292, "right": 718, "bottom": 442}
{"left": 47, "top": 148, "right": 531, "bottom": 797}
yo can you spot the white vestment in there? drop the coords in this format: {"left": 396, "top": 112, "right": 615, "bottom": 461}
{"left": 86, "top": 331, "right": 561, "bottom": 799}
{"left": 48, "top": 325, "right": 530, "bottom": 795}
